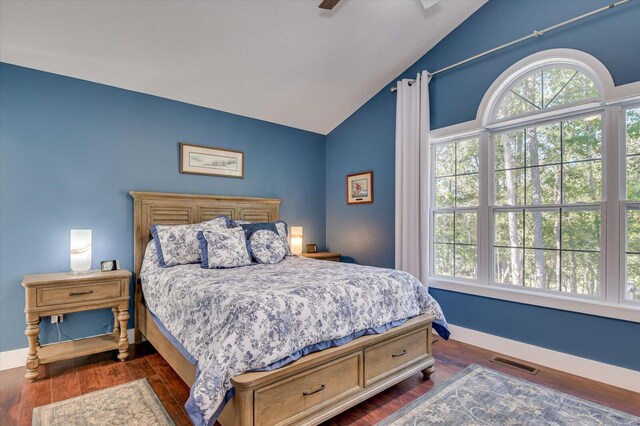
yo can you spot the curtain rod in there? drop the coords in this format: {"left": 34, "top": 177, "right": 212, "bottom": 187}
{"left": 390, "top": 0, "right": 632, "bottom": 93}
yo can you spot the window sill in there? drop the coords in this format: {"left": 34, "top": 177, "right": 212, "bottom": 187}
{"left": 428, "top": 277, "right": 640, "bottom": 324}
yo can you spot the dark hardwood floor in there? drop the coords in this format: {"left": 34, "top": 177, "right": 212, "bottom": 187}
{"left": 1, "top": 338, "right": 638, "bottom": 425}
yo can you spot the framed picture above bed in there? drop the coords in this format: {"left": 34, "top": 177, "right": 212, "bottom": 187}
{"left": 179, "top": 143, "right": 244, "bottom": 179}
{"left": 346, "top": 171, "right": 373, "bottom": 204}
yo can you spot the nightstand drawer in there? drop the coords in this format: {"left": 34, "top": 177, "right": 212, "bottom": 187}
{"left": 36, "top": 281, "right": 122, "bottom": 307}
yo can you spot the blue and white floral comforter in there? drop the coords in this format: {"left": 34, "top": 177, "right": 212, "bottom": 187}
{"left": 140, "top": 243, "right": 449, "bottom": 426}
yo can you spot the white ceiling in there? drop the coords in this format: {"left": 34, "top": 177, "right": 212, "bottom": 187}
{"left": 0, "top": 0, "right": 485, "bottom": 134}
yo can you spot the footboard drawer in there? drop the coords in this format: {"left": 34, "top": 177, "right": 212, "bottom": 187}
{"left": 254, "top": 351, "right": 363, "bottom": 426}
{"left": 364, "top": 329, "right": 428, "bottom": 386}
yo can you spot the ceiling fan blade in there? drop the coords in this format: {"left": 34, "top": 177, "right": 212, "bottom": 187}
{"left": 420, "top": 0, "right": 440, "bottom": 9}
{"left": 319, "top": 0, "right": 341, "bottom": 10}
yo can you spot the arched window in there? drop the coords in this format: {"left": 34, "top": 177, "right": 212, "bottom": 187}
{"left": 494, "top": 66, "right": 600, "bottom": 121}
{"left": 430, "top": 49, "right": 640, "bottom": 316}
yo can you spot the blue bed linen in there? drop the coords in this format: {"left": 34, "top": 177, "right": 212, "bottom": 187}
{"left": 140, "top": 243, "right": 449, "bottom": 425}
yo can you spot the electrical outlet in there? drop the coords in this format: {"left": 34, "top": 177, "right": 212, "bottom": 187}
{"left": 51, "top": 314, "right": 63, "bottom": 324}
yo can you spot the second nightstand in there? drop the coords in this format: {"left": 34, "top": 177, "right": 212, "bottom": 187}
{"left": 21, "top": 269, "right": 131, "bottom": 381}
{"left": 301, "top": 252, "right": 341, "bottom": 262}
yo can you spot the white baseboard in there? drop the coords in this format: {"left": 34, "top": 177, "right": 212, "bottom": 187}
{"left": 447, "top": 324, "right": 640, "bottom": 393}
{"left": 0, "top": 329, "right": 135, "bottom": 371}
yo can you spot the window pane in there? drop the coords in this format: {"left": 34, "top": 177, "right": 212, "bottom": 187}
{"left": 455, "top": 212, "right": 477, "bottom": 245}
{"left": 525, "top": 165, "right": 561, "bottom": 205}
{"left": 563, "top": 115, "right": 602, "bottom": 162}
{"left": 626, "top": 254, "right": 640, "bottom": 302}
{"left": 495, "top": 130, "right": 525, "bottom": 170}
{"left": 496, "top": 91, "right": 537, "bottom": 120}
{"left": 562, "top": 209, "right": 600, "bottom": 251}
{"left": 561, "top": 251, "right": 600, "bottom": 296}
{"left": 542, "top": 68, "right": 580, "bottom": 108}
{"left": 495, "top": 169, "right": 525, "bottom": 206}
{"left": 457, "top": 138, "right": 479, "bottom": 174}
{"left": 494, "top": 211, "right": 523, "bottom": 247}
{"left": 434, "top": 243, "right": 453, "bottom": 276}
{"left": 546, "top": 71, "right": 599, "bottom": 108}
{"left": 627, "top": 108, "right": 640, "bottom": 156}
{"left": 526, "top": 123, "right": 561, "bottom": 166}
{"left": 435, "top": 143, "right": 455, "bottom": 177}
{"left": 434, "top": 213, "right": 454, "bottom": 243}
{"left": 435, "top": 176, "right": 455, "bottom": 207}
{"left": 524, "top": 249, "right": 559, "bottom": 291}
{"left": 524, "top": 210, "right": 560, "bottom": 249}
{"left": 455, "top": 245, "right": 477, "bottom": 279}
{"left": 626, "top": 108, "right": 640, "bottom": 200}
{"left": 494, "top": 247, "right": 522, "bottom": 285}
{"left": 495, "top": 68, "right": 599, "bottom": 121}
{"left": 627, "top": 155, "right": 640, "bottom": 201}
{"left": 456, "top": 174, "right": 479, "bottom": 207}
{"left": 628, "top": 208, "right": 640, "bottom": 254}
{"left": 563, "top": 160, "right": 602, "bottom": 203}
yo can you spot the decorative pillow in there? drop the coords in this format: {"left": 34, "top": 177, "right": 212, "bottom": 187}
{"left": 248, "top": 230, "right": 287, "bottom": 264}
{"left": 151, "top": 216, "right": 229, "bottom": 267}
{"left": 239, "top": 222, "right": 279, "bottom": 240}
{"left": 273, "top": 221, "right": 292, "bottom": 256}
{"left": 230, "top": 219, "right": 251, "bottom": 227}
{"left": 235, "top": 220, "right": 291, "bottom": 255}
{"left": 197, "top": 228, "right": 252, "bottom": 269}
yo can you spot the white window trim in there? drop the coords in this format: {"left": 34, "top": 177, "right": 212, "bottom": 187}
{"left": 427, "top": 49, "right": 640, "bottom": 324}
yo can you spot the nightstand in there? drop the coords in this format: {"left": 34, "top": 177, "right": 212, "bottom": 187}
{"left": 21, "top": 269, "right": 131, "bottom": 381}
{"left": 301, "top": 252, "right": 341, "bottom": 262}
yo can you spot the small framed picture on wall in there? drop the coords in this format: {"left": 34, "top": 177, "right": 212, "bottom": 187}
{"left": 346, "top": 171, "right": 373, "bottom": 205}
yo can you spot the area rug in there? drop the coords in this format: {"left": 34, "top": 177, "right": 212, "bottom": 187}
{"left": 32, "top": 378, "right": 174, "bottom": 426}
{"left": 378, "top": 364, "right": 640, "bottom": 425}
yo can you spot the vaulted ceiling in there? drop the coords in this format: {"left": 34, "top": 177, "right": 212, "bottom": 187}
{"left": 0, "top": 0, "right": 485, "bottom": 134}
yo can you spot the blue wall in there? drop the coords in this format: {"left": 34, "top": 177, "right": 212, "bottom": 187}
{"left": 0, "top": 63, "right": 326, "bottom": 351}
{"left": 326, "top": 0, "right": 640, "bottom": 370}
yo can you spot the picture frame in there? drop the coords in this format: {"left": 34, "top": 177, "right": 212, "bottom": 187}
{"left": 179, "top": 142, "right": 244, "bottom": 179}
{"left": 100, "top": 260, "right": 120, "bottom": 272}
{"left": 306, "top": 243, "right": 318, "bottom": 254}
{"left": 346, "top": 171, "right": 373, "bottom": 204}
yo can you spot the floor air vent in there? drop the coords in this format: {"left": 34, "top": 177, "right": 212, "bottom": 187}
{"left": 489, "top": 356, "right": 540, "bottom": 375}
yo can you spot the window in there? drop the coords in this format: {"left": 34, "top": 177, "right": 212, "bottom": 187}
{"left": 428, "top": 50, "right": 640, "bottom": 321}
{"left": 495, "top": 67, "right": 600, "bottom": 121}
{"left": 433, "top": 138, "right": 479, "bottom": 279}
{"left": 492, "top": 114, "right": 603, "bottom": 297}
{"left": 625, "top": 107, "right": 640, "bottom": 302}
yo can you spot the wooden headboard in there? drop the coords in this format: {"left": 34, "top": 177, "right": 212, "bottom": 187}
{"left": 129, "top": 191, "right": 281, "bottom": 278}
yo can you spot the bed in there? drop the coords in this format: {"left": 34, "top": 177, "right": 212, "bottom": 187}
{"left": 130, "top": 191, "right": 449, "bottom": 426}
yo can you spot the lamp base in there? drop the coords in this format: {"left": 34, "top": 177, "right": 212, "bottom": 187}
{"left": 69, "top": 269, "right": 97, "bottom": 275}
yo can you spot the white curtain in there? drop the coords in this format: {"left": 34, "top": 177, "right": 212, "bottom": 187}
{"left": 395, "top": 71, "right": 431, "bottom": 284}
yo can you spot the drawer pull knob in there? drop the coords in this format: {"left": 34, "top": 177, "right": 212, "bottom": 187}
{"left": 302, "top": 384, "right": 326, "bottom": 396}
{"left": 69, "top": 290, "right": 94, "bottom": 296}
{"left": 392, "top": 349, "right": 407, "bottom": 358}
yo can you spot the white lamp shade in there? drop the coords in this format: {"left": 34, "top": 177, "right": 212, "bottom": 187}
{"left": 290, "top": 226, "right": 303, "bottom": 254}
{"left": 70, "top": 229, "right": 92, "bottom": 272}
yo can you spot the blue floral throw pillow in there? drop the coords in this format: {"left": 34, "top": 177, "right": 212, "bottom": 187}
{"left": 236, "top": 220, "right": 291, "bottom": 256}
{"left": 273, "top": 221, "right": 292, "bottom": 256}
{"left": 151, "top": 216, "right": 229, "bottom": 267}
{"left": 249, "top": 230, "right": 287, "bottom": 264}
{"left": 197, "top": 228, "right": 252, "bottom": 269}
